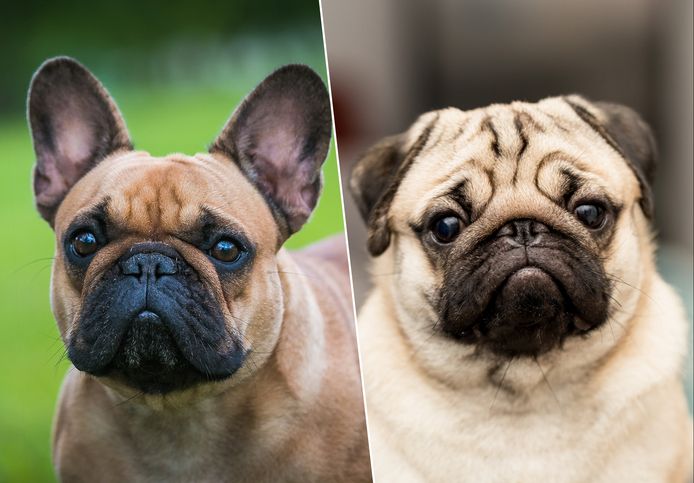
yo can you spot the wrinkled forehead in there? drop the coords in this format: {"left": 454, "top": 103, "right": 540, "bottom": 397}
{"left": 55, "top": 151, "right": 276, "bottom": 241}
{"left": 396, "top": 99, "right": 638, "bottom": 215}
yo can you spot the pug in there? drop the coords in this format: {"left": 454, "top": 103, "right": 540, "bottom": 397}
{"left": 351, "top": 96, "right": 693, "bottom": 482}
{"left": 28, "top": 57, "right": 371, "bottom": 482}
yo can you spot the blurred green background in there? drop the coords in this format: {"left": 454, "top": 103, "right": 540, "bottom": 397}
{"left": 0, "top": 1, "right": 342, "bottom": 481}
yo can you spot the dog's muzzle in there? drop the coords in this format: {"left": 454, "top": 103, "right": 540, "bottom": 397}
{"left": 67, "top": 242, "right": 245, "bottom": 394}
{"left": 440, "top": 219, "right": 611, "bottom": 357}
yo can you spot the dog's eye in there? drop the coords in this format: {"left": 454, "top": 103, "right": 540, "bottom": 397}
{"left": 574, "top": 204, "right": 605, "bottom": 229}
{"left": 210, "top": 238, "right": 241, "bottom": 263}
{"left": 71, "top": 231, "right": 99, "bottom": 257}
{"left": 431, "top": 216, "right": 462, "bottom": 243}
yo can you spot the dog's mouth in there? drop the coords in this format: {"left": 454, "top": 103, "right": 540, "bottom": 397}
{"left": 439, "top": 239, "right": 611, "bottom": 357}
{"left": 464, "top": 267, "right": 577, "bottom": 356}
{"left": 104, "top": 310, "right": 209, "bottom": 394}
{"left": 72, "top": 306, "right": 246, "bottom": 394}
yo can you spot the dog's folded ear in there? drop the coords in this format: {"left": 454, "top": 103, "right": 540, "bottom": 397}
{"left": 350, "top": 135, "right": 406, "bottom": 256}
{"left": 351, "top": 113, "right": 438, "bottom": 256}
{"left": 593, "top": 101, "right": 657, "bottom": 219}
{"left": 565, "top": 96, "right": 657, "bottom": 219}
{"left": 210, "top": 65, "right": 331, "bottom": 243}
{"left": 28, "top": 57, "right": 132, "bottom": 226}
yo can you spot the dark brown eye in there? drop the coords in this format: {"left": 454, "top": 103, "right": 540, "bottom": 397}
{"left": 431, "top": 216, "right": 462, "bottom": 243}
{"left": 71, "top": 231, "right": 99, "bottom": 257}
{"left": 210, "top": 238, "right": 241, "bottom": 263}
{"left": 574, "top": 204, "right": 606, "bottom": 229}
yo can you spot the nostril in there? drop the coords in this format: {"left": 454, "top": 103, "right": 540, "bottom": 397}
{"left": 496, "top": 224, "right": 516, "bottom": 238}
{"left": 496, "top": 219, "right": 550, "bottom": 244}
{"left": 120, "top": 255, "right": 144, "bottom": 277}
{"left": 153, "top": 255, "right": 177, "bottom": 277}
{"left": 120, "top": 253, "right": 177, "bottom": 278}
{"left": 530, "top": 220, "right": 550, "bottom": 235}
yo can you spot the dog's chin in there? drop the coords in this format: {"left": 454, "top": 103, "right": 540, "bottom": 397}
{"left": 102, "top": 311, "right": 224, "bottom": 394}
{"left": 475, "top": 267, "right": 577, "bottom": 357}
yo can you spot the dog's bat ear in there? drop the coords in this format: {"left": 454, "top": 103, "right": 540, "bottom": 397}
{"left": 565, "top": 96, "right": 657, "bottom": 220}
{"left": 28, "top": 57, "right": 132, "bottom": 226}
{"left": 593, "top": 101, "right": 657, "bottom": 219}
{"left": 350, "top": 135, "right": 406, "bottom": 256}
{"left": 210, "top": 65, "right": 331, "bottom": 243}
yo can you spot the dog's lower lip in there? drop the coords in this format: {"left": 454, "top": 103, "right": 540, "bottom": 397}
{"left": 496, "top": 266, "right": 561, "bottom": 304}
{"left": 506, "top": 266, "right": 550, "bottom": 282}
{"left": 574, "top": 317, "right": 592, "bottom": 331}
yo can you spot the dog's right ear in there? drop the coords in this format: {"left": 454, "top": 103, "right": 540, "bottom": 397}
{"left": 351, "top": 113, "right": 438, "bottom": 256}
{"left": 350, "top": 135, "right": 406, "bottom": 256}
{"left": 28, "top": 57, "right": 132, "bottom": 226}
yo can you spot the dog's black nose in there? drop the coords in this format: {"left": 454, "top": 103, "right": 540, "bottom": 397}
{"left": 120, "top": 252, "right": 177, "bottom": 278}
{"left": 496, "top": 219, "right": 549, "bottom": 245}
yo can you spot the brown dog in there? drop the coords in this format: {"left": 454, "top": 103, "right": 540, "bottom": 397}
{"left": 28, "top": 57, "right": 370, "bottom": 482}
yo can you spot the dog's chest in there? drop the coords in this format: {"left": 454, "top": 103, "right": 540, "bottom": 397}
{"left": 371, "top": 385, "right": 660, "bottom": 483}
{"left": 121, "top": 407, "right": 233, "bottom": 481}
{"left": 114, "top": 400, "right": 314, "bottom": 482}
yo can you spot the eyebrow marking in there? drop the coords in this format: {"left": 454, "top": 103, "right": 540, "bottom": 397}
{"left": 517, "top": 111, "right": 547, "bottom": 133}
{"left": 560, "top": 168, "right": 583, "bottom": 206}
{"left": 480, "top": 116, "right": 501, "bottom": 157}
{"left": 408, "top": 178, "right": 469, "bottom": 235}
{"left": 64, "top": 197, "right": 111, "bottom": 241}
{"left": 74, "top": 198, "right": 109, "bottom": 226}
{"left": 534, "top": 151, "right": 571, "bottom": 204}
{"left": 446, "top": 179, "right": 469, "bottom": 211}
{"left": 512, "top": 112, "right": 528, "bottom": 185}
{"left": 469, "top": 158, "right": 496, "bottom": 202}
{"left": 514, "top": 113, "right": 529, "bottom": 161}
{"left": 178, "top": 206, "right": 253, "bottom": 248}
{"left": 92, "top": 198, "right": 111, "bottom": 225}
{"left": 198, "top": 207, "right": 245, "bottom": 234}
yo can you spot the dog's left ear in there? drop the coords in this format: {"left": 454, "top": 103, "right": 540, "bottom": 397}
{"left": 593, "top": 102, "right": 657, "bottom": 219}
{"left": 211, "top": 65, "right": 331, "bottom": 242}
{"left": 567, "top": 96, "right": 657, "bottom": 219}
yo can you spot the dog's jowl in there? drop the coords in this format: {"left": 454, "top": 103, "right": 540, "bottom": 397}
{"left": 28, "top": 57, "right": 371, "bottom": 482}
{"left": 351, "top": 97, "right": 693, "bottom": 482}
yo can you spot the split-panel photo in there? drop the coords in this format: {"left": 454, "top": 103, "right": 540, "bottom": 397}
{"left": 0, "top": 1, "right": 691, "bottom": 482}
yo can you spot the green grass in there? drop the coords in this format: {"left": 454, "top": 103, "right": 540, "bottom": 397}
{"left": 0, "top": 83, "right": 344, "bottom": 482}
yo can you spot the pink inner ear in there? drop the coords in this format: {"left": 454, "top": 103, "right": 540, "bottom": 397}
{"left": 248, "top": 100, "right": 318, "bottom": 224}
{"left": 34, "top": 154, "right": 69, "bottom": 209}
{"left": 59, "top": 117, "right": 95, "bottom": 170}
{"left": 36, "top": 103, "right": 100, "bottom": 209}
{"left": 253, "top": 144, "right": 314, "bottom": 222}
{"left": 213, "top": 68, "right": 330, "bottom": 235}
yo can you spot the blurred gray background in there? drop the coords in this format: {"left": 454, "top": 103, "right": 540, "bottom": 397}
{"left": 322, "top": 0, "right": 693, "bottom": 407}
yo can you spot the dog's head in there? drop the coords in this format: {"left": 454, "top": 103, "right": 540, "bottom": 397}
{"left": 28, "top": 57, "right": 331, "bottom": 394}
{"left": 352, "top": 96, "right": 655, "bottom": 360}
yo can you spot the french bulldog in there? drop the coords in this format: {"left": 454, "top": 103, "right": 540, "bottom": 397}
{"left": 351, "top": 96, "right": 693, "bottom": 482}
{"left": 28, "top": 57, "right": 371, "bottom": 482}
